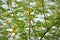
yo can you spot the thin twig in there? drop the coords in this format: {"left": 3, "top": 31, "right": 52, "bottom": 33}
{"left": 40, "top": 22, "right": 58, "bottom": 40}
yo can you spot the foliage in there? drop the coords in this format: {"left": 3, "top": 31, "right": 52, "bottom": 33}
{"left": 0, "top": 0, "right": 60, "bottom": 40}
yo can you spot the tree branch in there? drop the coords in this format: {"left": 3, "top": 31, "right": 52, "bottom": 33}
{"left": 40, "top": 22, "right": 58, "bottom": 40}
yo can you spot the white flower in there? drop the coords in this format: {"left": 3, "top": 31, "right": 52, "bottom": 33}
{"left": 18, "top": 18, "right": 24, "bottom": 20}
{"left": 3, "top": 23, "right": 7, "bottom": 25}
{"left": 1, "top": 0, "right": 7, "bottom": 3}
{"left": 30, "top": 2, "right": 36, "bottom": 7}
{"left": 11, "top": 2, "right": 16, "bottom": 7}
{"left": 6, "top": 29, "right": 13, "bottom": 32}
{"left": 16, "top": 0, "right": 22, "bottom": 2}
{"left": 52, "top": 26, "right": 57, "bottom": 29}
{"left": 2, "top": 4, "right": 8, "bottom": 9}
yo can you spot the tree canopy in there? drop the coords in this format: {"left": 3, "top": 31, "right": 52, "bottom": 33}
{"left": 0, "top": 0, "right": 60, "bottom": 40}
